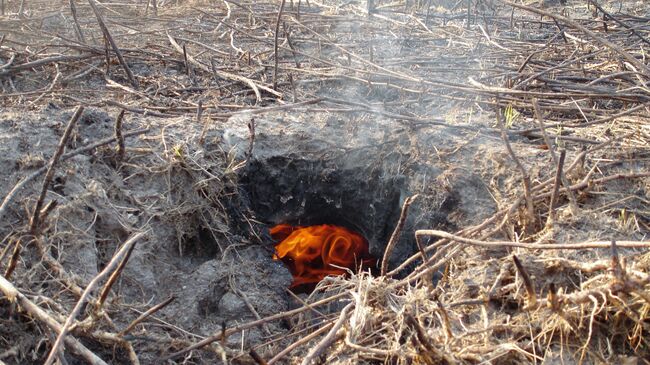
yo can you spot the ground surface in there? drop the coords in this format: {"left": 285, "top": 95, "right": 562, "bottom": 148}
{"left": 1, "top": 0, "right": 649, "bottom": 364}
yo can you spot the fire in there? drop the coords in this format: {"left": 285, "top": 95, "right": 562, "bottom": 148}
{"left": 271, "top": 224, "right": 375, "bottom": 290}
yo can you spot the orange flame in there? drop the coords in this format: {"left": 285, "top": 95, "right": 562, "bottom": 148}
{"left": 271, "top": 224, "right": 375, "bottom": 289}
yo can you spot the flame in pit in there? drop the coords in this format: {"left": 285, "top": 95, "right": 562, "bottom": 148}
{"left": 271, "top": 224, "right": 375, "bottom": 290}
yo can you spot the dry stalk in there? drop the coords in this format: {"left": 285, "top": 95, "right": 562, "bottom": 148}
{"left": 249, "top": 348, "right": 269, "bottom": 365}
{"left": 415, "top": 229, "right": 650, "bottom": 250}
{"left": 609, "top": 240, "right": 624, "bottom": 280}
{"left": 588, "top": 0, "right": 650, "bottom": 46}
{"left": 87, "top": 0, "right": 139, "bottom": 88}
{"left": 43, "top": 231, "right": 147, "bottom": 365}
{"left": 167, "top": 34, "right": 281, "bottom": 102}
{"left": 69, "top": 0, "right": 86, "bottom": 44}
{"left": 381, "top": 194, "right": 417, "bottom": 276}
{"left": 531, "top": 99, "right": 578, "bottom": 214}
{"left": 246, "top": 117, "right": 256, "bottom": 162}
{"left": 17, "top": 0, "right": 25, "bottom": 16}
{"left": 30, "top": 106, "right": 83, "bottom": 235}
{"left": 162, "top": 291, "right": 348, "bottom": 360}
{"left": 267, "top": 322, "right": 334, "bottom": 365}
{"left": 0, "top": 275, "right": 109, "bottom": 365}
{"left": 300, "top": 303, "right": 352, "bottom": 365}
{"left": 395, "top": 144, "right": 648, "bottom": 279}
{"left": 546, "top": 150, "right": 566, "bottom": 226}
{"left": 96, "top": 235, "right": 138, "bottom": 309}
{"left": 501, "top": 0, "right": 650, "bottom": 76}
{"left": 118, "top": 297, "right": 175, "bottom": 336}
{"left": 4, "top": 106, "right": 84, "bottom": 279}
{"left": 495, "top": 98, "right": 536, "bottom": 234}
{"left": 273, "top": 0, "right": 287, "bottom": 90}
{"left": 3, "top": 2, "right": 650, "bottom": 363}
{"left": 534, "top": 172, "right": 650, "bottom": 202}
{"left": 512, "top": 255, "right": 537, "bottom": 309}
{"left": 114, "top": 109, "right": 126, "bottom": 163}
{"left": 404, "top": 312, "right": 457, "bottom": 364}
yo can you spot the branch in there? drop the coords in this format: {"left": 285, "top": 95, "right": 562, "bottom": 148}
{"left": 43, "top": 231, "right": 147, "bottom": 365}
{"left": 502, "top": 0, "right": 650, "bottom": 77}
{"left": 87, "top": 0, "right": 139, "bottom": 88}
{"left": 381, "top": 195, "right": 417, "bottom": 276}
{"left": 0, "top": 275, "right": 108, "bottom": 365}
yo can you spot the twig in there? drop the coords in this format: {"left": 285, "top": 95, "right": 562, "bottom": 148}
{"left": 502, "top": 0, "right": 650, "bottom": 76}
{"left": 435, "top": 300, "right": 454, "bottom": 340}
{"left": 43, "top": 231, "right": 147, "bottom": 365}
{"left": 547, "top": 282, "right": 560, "bottom": 311}
{"left": 96, "top": 234, "right": 137, "bottom": 308}
{"left": 161, "top": 291, "right": 348, "bottom": 360}
{"left": 30, "top": 70, "right": 61, "bottom": 105}
{"left": 0, "top": 275, "right": 109, "bottom": 365}
{"left": 87, "top": 0, "right": 139, "bottom": 88}
{"left": 31, "top": 106, "right": 83, "bottom": 235}
{"left": 609, "top": 240, "right": 624, "bottom": 279}
{"left": 196, "top": 100, "right": 203, "bottom": 124}
{"left": 288, "top": 73, "right": 297, "bottom": 102}
{"left": 300, "top": 303, "right": 352, "bottom": 365}
{"left": 103, "top": 34, "right": 110, "bottom": 76}
{"left": 495, "top": 99, "right": 536, "bottom": 233}
{"left": 249, "top": 349, "right": 268, "bottom": 365}
{"left": 3, "top": 241, "right": 22, "bottom": 285}
{"left": 404, "top": 312, "right": 455, "bottom": 364}
{"left": 414, "top": 229, "right": 650, "bottom": 250}
{"left": 267, "top": 322, "right": 334, "bottom": 365}
{"left": 167, "top": 33, "right": 281, "bottom": 102}
{"left": 380, "top": 195, "right": 417, "bottom": 276}
{"left": 532, "top": 99, "right": 579, "bottom": 214}
{"left": 69, "top": 0, "right": 86, "bottom": 44}
{"left": 424, "top": 0, "right": 432, "bottom": 25}
{"left": 536, "top": 172, "right": 650, "bottom": 201}
{"left": 0, "top": 128, "right": 149, "bottom": 222}
{"left": 512, "top": 255, "right": 537, "bottom": 309}
{"left": 0, "top": 54, "right": 98, "bottom": 77}
{"left": 114, "top": 109, "right": 126, "bottom": 163}
{"left": 118, "top": 297, "right": 175, "bottom": 336}
{"left": 246, "top": 117, "right": 255, "bottom": 161}
{"left": 103, "top": 100, "right": 172, "bottom": 118}
{"left": 232, "top": 284, "right": 271, "bottom": 336}
{"left": 38, "top": 200, "right": 58, "bottom": 224}
{"left": 0, "top": 54, "right": 14, "bottom": 70}
{"left": 546, "top": 150, "right": 566, "bottom": 226}
{"left": 395, "top": 163, "right": 648, "bottom": 279}
{"left": 273, "top": 0, "right": 286, "bottom": 90}
{"left": 198, "top": 101, "right": 211, "bottom": 144}
{"left": 4, "top": 106, "right": 84, "bottom": 279}
{"left": 588, "top": 0, "right": 650, "bottom": 46}
{"left": 182, "top": 44, "right": 192, "bottom": 78}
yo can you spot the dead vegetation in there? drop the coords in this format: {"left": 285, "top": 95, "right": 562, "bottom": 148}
{"left": 1, "top": 0, "right": 650, "bottom": 364}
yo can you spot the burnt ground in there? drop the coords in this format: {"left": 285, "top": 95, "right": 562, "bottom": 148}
{"left": 1, "top": 0, "right": 650, "bottom": 364}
